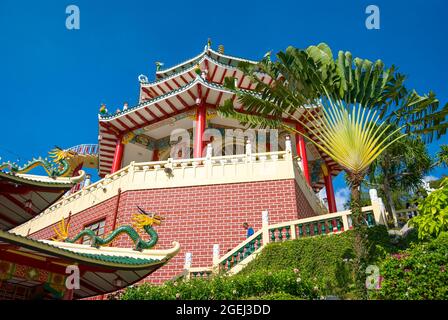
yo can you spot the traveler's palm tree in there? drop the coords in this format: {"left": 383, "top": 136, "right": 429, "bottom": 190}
{"left": 219, "top": 43, "right": 446, "bottom": 222}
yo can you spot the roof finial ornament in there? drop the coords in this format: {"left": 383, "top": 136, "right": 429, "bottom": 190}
{"left": 138, "top": 74, "right": 149, "bottom": 83}
{"left": 218, "top": 44, "right": 224, "bottom": 54}
{"left": 264, "top": 50, "right": 272, "bottom": 62}
{"left": 155, "top": 61, "right": 164, "bottom": 72}
{"left": 207, "top": 38, "right": 212, "bottom": 49}
{"left": 99, "top": 103, "right": 108, "bottom": 115}
{"left": 194, "top": 63, "right": 202, "bottom": 76}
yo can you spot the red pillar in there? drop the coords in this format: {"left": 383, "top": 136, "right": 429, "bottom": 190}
{"left": 323, "top": 166, "right": 337, "bottom": 213}
{"left": 152, "top": 149, "right": 159, "bottom": 161}
{"left": 111, "top": 137, "right": 124, "bottom": 173}
{"left": 295, "top": 124, "right": 311, "bottom": 185}
{"left": 194, "top": 87, "right": 206, "bottom": 158}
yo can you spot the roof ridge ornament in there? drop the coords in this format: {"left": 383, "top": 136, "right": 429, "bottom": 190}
{"left": 155, "top": 61, "right": 164, "bottom": 72}
{"left": 138, "top": 74, "right": 149, "bottom": 83}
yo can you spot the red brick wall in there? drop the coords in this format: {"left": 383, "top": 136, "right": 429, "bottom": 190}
{"left": 30, "top": 179, "right": 317, "bottom": 284}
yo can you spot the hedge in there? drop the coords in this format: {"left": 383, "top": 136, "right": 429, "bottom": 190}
{"left": 238, "top": 226, "right": 399, "bottom": 298}
{"left": 371, "top": 232, "right": 448, "bottom": 300}
{"left": 120, "top": 270, "right": 321, "bottom": 300}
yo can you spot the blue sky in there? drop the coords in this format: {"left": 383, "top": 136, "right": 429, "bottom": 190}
{"left": 0, "top": 0, "right": 447, "bottom": 208}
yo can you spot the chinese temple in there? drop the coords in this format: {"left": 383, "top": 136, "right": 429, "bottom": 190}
{"left": 0, "top": 41, "right": 350, "bottom": 298}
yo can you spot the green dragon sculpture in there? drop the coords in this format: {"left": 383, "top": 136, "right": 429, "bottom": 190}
{"left": 0, "top": 147, "right": 72, "bottom": 177}
{"left": 52, "top": 207, "right": 163, "bottom": 251}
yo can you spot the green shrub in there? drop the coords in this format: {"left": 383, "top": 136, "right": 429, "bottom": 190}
{"left": 409, "top": 177, "right": 448, "bottom": 240}
{"left": 371, "top": 232, "right": 448, "bottom": 300}
{"left": 245, "top": 292, "right": 303, "bottom": 300}
{"left": 239, "top": 226, "right": 395, "bottom": 298}
{"left": 120, "top": 270, "right": 320, "bottom": 300}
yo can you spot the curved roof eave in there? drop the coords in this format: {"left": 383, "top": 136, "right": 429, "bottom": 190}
{"left": 1, "top": 230, "right": 180, "bottom": 270}
{"left": 155, "top": 47, "right": 259, "bottom": 78}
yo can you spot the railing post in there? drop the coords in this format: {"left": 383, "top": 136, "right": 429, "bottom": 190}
{"left": 245, "top": 139, "right": 252, "bottom": 162}
{"left": 262, "top": 210, "right": 269, "bottom": 245}
{"left": 206, "top": 143, "right": 213, "bottom": 160}
{"left": 285, "top": 136, "right": 292, "bottom": 159}
{"left": 369, "top": 189, "right": 382, "bottom": 225}
{"left": 290, "top": 223, "right": 296, "bottom": 239}
{"left": 184, "top": 252, "right": 192, "bottom": 280}
{"left": 342, "top": 214, "right": 349, "bottom": 231}
{"left": 212, "top": 244, "right": 220, "bottom": 273}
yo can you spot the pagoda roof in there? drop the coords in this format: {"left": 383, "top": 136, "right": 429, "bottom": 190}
{"left": 98, "top": 47, "right": 343, "bottom": 191}
{"left": 139, "top": 52, "right": 272, "bottom": 103}
{"left": 0, "top": 229, "right": 179, "bottom": 299}
{"left": 0, "top": 171, "right": 85, "bottom": 231}
{"left": 155, "top": 46, "right": 259, "bottom": 79}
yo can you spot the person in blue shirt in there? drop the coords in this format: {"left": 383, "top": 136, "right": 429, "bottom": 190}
{"left": 243, "top": 222, "right": 254, "bottom": 238}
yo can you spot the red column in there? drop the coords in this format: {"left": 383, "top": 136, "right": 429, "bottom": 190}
{"left": 111, "top": 137, "right": 124, "bottom": 173}
{"left": 295, "top": 124, "right": 311, "bottom": 185}
{"left": 324, "top": 167, "right": 337, "bottom": 213}
{"left": 194, "top": 87, "right": 206, "bottom": 158}
{"left": 152, "top": 149, "right": 159, "bottom": 161}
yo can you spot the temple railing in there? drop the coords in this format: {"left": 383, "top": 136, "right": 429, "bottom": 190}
{"left": 395, "top": 207, "right": 419, "bottom": 225}
{"left": 66, "top": 144, "right": 99, "bottom": 155}
{"left": 185, "top": 198, "right": 388, "bottom": 278}
{"left": 12, "top": 143, "right": 327, "bottom": 236}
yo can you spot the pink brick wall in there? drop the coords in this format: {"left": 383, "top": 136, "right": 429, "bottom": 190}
{"left": 30, "top": 179, "right": 317, "bottom": 285}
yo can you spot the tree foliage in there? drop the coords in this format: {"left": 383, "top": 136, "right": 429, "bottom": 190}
{"left": 409, "top": 178, "right": 448, "bottom": 240}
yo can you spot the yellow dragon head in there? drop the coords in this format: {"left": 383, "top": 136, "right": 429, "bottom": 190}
{"left": 132, "top": 206, "right": 164, "bottom": 229}
{"left": 48, "top": 147, "right": 77, "bottom": 163}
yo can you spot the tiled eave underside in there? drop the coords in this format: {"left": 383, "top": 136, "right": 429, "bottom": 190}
{"left": 0, "top": 230, "right": 177, "bottom": 299}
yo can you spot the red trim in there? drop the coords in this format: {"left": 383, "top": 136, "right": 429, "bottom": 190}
{"left": 186, "top": 89, "right": 197, "bottom": 101}
{"left": 194, "top": 85, "right": 206, "bottom": 158}
{"left": 188, "top": 71, "right": 195, "bottom": 79}
{"left": 152, "top": 149, "right": 159, "bottom": 161}
{"left": 148, "top": 87, "right": 159, "bottom": 98}
{"left": 164, "top": 99, "right": 180, "bottom": 112}
{"left": 0, "top": 193, "right": 37, "bottom": 215}
{"left": 125, "top": 115, "right": 140, "bottom": 127}
{"left": 175, "top": 95, "right": 189, "bottom": 108}
{"left": 218, "top": 69, "right": 228, "bottom": 84}
{"left": 101, "top": 142, "right": 117, "bottom": 149}
{"left": 0, "top": 183, "right": 67, "bottom": 195}
{"left": 154, "top": 103, "right": 170, "bottom": 117}
{"left": 0, "top": 212, "right": 18, "bottom": 226}
{"left": 324, "top": 167, "right": 337, "bottom": 213}
{"left": 215, "top": 92, "right": 224, "bottom": 106}
{"left": 164, "top": 81, "right": 174, "bottom": 91}
{"left": 101, "top": 137, "right": 118, "bottom": 143}
{"left": 156, "top": 84, "right": 167, "bottom": 95}
{"left": 203, "top": 88, "right": 211, "bottom": 102}
{"left": 171, "top": 78, "right": 181, "bottom": 88}
{"left": 179, "top": 74, "right": 189, "bottom": 84}
{"left": 237, "top": 74, "right": 245, "bottom": 88}
{"left": 115, "top": 118, "right": 132, "bottom": 131}
{"left": 99, "top": 122, "right": 119, "bottom": 136}
{"left": 111, "top": 138, "right": 124, "bottom": 173}
{"left": 141, "top": 87, "right": 153, "bottom": 99}
{"left": 143, "top": 107, "right": 160, "bottom": 121}
{"left": 295, "top": 124, "right": 311, "bottom": 185}
{"left": 99, "top": 148, "right": 115, "bottom": 155}
{"left": 210, "top": 64, "right": 218, "bottom": 82}
{"left": 134, "top": 110, "right": 148, "bottom": 123}
{"left": 205, "top": 59, "right": 210, "bottom": 81}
